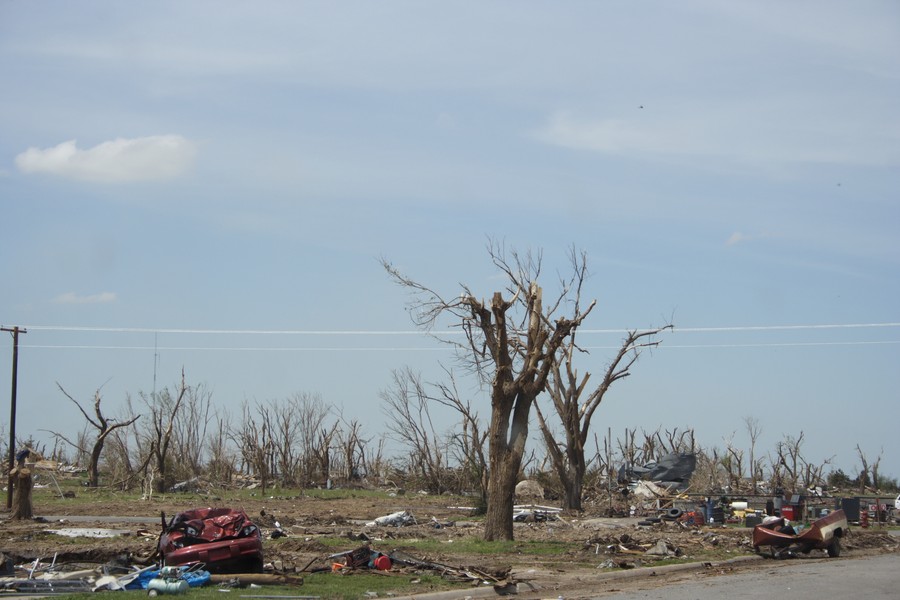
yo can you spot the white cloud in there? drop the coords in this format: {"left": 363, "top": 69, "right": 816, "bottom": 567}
{"left": 53, "top": 291, "right": 117, "bottom": 304}
{"left": 726, "top": 231, "right": 778, "bottom": 247}
{"left": 726, "top": 232, "right": 752, "bottom": 246}
{"left": 15, "top": 135, "right": 196, "bottom": 183}
{"left": 532, "top": 111, "right": 687, "bottom": 156}
{"left": 533, "top": 102, "right": 900, "bottom": 168}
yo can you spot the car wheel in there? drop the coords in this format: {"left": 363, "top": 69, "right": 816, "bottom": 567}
{"left": 666, "top": 508, "right": 683, "bottom": 520}
{"left": 827, "top": 537, "right": 841, "bottom": 558}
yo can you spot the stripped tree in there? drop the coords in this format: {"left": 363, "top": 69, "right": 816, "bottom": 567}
{"left": 384, "top": 242, "right": 594, "bottom": 540}
{"left": 437, "top": 368, "right": 488, "bottom": 511}
{"left": 381, "top": 367, "right": 450, "bottom": 493}
{"left": 534, "top": 315, "right": 671, "bottom": 510}
{"left": 855, "top": 445, "right": 883, "bottom": 493}
{"left": 54, "top": 383, "right": 140, "bottom": 487}
{"left": 144, "top": 370, "right": 189, "bottom": 493}
{"left": 744, "top": 416, "right": 763, "bottom": 494}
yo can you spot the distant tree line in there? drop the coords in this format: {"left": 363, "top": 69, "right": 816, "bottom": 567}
{"left": 9, "top": 379, "right": 895, "bottom": 507}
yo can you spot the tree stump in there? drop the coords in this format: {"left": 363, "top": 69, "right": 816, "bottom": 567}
{"left": 11, "top": 467, "right": 34, "bottom": 520}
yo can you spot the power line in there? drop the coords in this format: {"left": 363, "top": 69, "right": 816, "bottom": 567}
{"left": 18, "top": 322, "right": 900, "bottom": 336}
{"left": 23, "top": 326, "right": 431, "bottom": 335}
{"left": 664, "top": 323, "right": 900, "bottom": 333}
{"left": 9, "top": 322, "right": 899, "bottom": 352}
{"left": 16, "top": 340, "right": 900, "bottom": 352}
{"left": 660, "top": 340, "right": 900, "bottom": 349}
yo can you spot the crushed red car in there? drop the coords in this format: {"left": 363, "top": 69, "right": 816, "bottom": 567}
{"left": 159, "top": 507, "right": 264, "bottom": 573}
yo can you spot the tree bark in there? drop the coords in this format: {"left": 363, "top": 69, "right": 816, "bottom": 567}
{"left": 11, "top": 468, "right": 34, "bottom": 520}
{"left": 484, "top": 388, "right": 535, "bottom": 540}
{"left": 483, "top": 406, "right": 523, "bottom": 539}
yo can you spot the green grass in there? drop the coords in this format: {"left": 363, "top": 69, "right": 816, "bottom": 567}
{"left": 28, "top": 476, "right": 409, "bottom": 510}
{"left": 269, "top": 534, "right": 571, "bottom": 558}
{"left": 28, "top": 472, "right": 480, "bottom": 516}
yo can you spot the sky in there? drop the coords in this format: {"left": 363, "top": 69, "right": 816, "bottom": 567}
{"left": 1, "top": 1, "right": 898, "bottom": 482}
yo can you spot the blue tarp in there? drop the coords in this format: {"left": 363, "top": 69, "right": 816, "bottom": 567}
{"left": 124, "top": 566, "right": 210, "bottom": 590}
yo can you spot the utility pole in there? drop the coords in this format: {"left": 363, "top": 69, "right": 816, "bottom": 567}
{"left": 2, "top": 326, "right": 26, "bottom": 510}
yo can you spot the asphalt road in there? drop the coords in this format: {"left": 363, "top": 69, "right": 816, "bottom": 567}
{"left": 587, "top": 553, "right": 899, "bottom": 600}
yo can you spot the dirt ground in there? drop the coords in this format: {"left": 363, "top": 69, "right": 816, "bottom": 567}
{"left": 2, "top": 491, "right": 898, "bottom": 598}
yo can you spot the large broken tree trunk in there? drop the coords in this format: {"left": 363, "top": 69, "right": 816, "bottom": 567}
{"left": 560, "top": 449, "right": 587, "bottom": 512}
{"left": 383, "top": 245, "right": 596, "bottom": 541}
{"left": 483, "top": 388, "right": 535, "bottom": 541}
{"left": 11, "top": 467, "right": 34, "bottom": 520}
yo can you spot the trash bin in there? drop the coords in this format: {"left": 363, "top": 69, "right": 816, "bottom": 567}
{"left": 783, "top": 494, "right": 804, "bottom": 521}
{"left": 839, "top": 497, "right": 860, "bottom": 522}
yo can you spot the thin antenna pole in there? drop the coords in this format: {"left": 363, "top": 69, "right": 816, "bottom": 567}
{"left": 152, "top": 333, "right": 158, "bottom": 400}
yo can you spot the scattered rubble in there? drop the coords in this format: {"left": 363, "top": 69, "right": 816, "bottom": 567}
{"left": 367, "top": 510, "right": 417, "bottom": 527}
{"left": 513, "top": 504, "right": 563, "bottom": 523}
{"left": 1, "top": 488, "right": 897, "bottom": 595}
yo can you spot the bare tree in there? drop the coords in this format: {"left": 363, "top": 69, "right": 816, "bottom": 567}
{"left": 871, "top": 451, "right": 883, "bottom": 491}
{"left": 142, "top": 370, "right": 188, "bottom": 492}
{"left": 312, "top": 422, "right": 339, "bottom": 486}
{"left": 436, "top": 370, "right": 488, "bottom": 510}
{"left": 744, "top": 416, "right": 763, "bottom": 493}
{"left": 722, "top": 432, "right": 745, "bottom": 492}
{"left": 361, "top": 433, "right": 389, "bottom": 485}
{"left": 270, "top": 396, "right": 303, "bottom": 485}
{"left": 534, "top": 323, "right": 671, "bottom": 510}
{"left": 234, "top": 400, "right": 274, "bottom": 491}
{"left": 801, "top": 454, "right": 833, "bottom": 491}
{"left": 617, "top": 428, "right": 638, "bottom": 476}
{"left": 856, "top": 445, "right": 883, "bottom": 492}
{"left": 52, "top": 384, "right": 140, "bottom": 487}
{"left": 205, "top": 409, "right": 237, "bottom": 483}
{"left": 105, "top": 398, "right": 138, "bottom": 488}
{"left": 694, "top": 446, "right": 725, "bottom": 493}
{"left": 774, "top": 432, "right": 806, "bottom": 493}
{"left": 294, "top": 393, "right": 332, "bottom": 486}
{"left": 171, "top": 382, "right": 213, "bottom": 482}
{"left": 74, "top": 426, "right": 92, "bottom": 468}
{"left": 336, "top": 416, "right": 368, "bottom": 483}
{"left": 660, "top": 427, "right": 696, "bottom": 454}
{"left": 381, "top": 367, "right": 450, "bottom": 493}
{"left": 106, "top": 397, "right": 157, "bottom": 491}
{"left": 384, "top": 243, "right": 594, "bottom": 540}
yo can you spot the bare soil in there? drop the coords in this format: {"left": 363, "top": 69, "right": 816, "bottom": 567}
{"left": 2, "top": 490, "right": 897, "bottom": 599}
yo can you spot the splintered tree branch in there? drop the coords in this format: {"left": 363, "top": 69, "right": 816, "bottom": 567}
{"left": 383, "top": 241, "right": 624, "bottom": 539}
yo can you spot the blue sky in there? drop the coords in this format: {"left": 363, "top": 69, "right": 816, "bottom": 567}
{"left": 1, "top": 1, "right": 898, "bottom": 480}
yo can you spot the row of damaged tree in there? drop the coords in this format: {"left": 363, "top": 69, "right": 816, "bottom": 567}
{"left": 10, "top": 243, "right": 895, "bottom": 536}
{"left": 41, "top": 377, "right": 390, "bottom": 496}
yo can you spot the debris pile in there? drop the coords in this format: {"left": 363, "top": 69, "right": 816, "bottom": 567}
{"left": 367, "top": 510, "right": 417, "bottom": 527}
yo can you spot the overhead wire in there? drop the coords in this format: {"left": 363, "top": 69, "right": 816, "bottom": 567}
{"left": 5, "top": 322, "right": 899, "bottom": 351}
{"left": 16, "top": 322, "right": 900, "bottom": 335}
